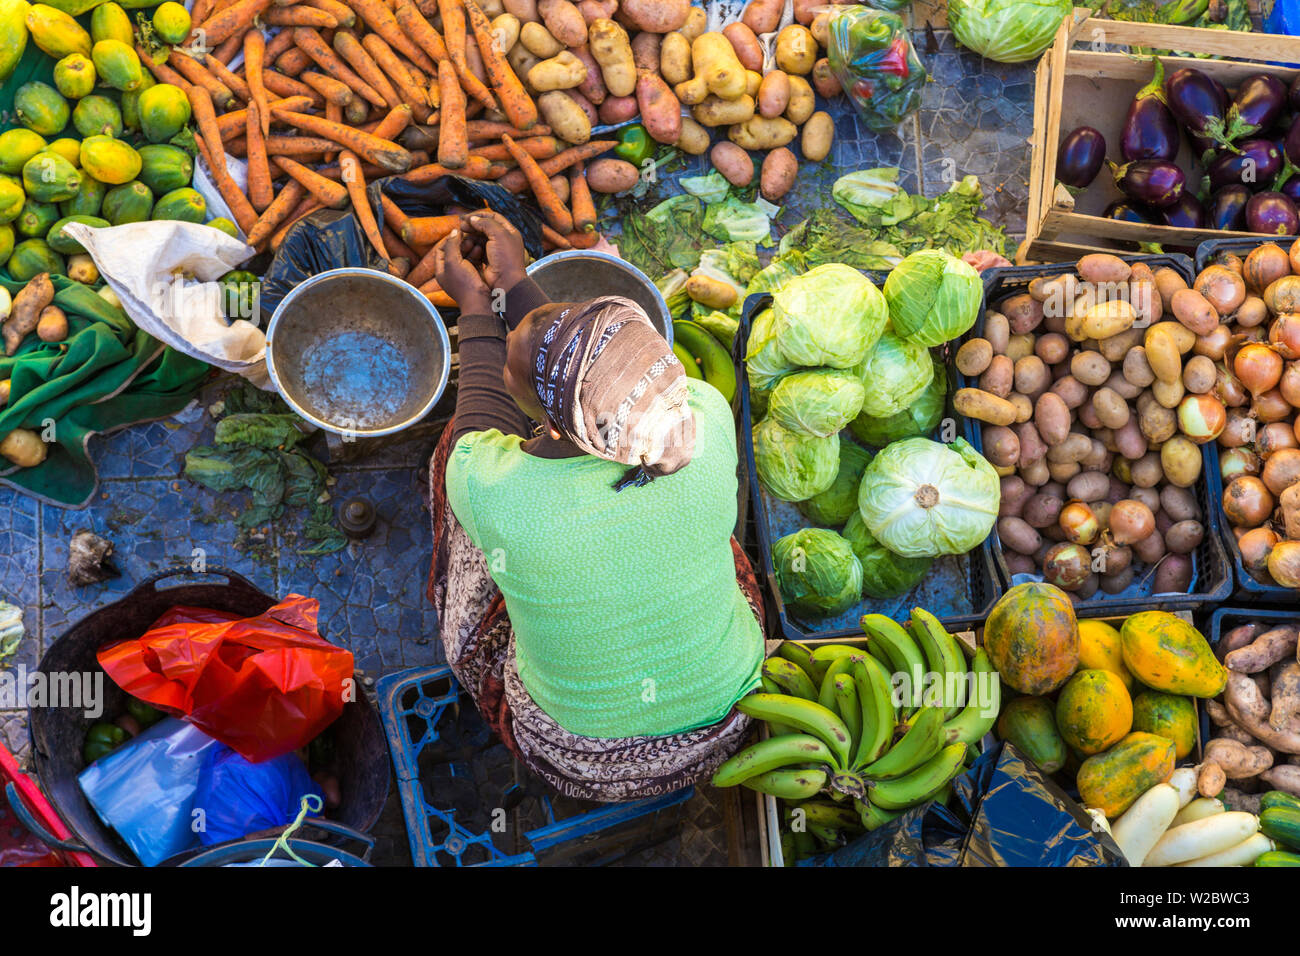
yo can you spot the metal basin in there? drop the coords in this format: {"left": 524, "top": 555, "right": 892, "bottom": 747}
{"left": 526, "top": 250, "right": 673, "bottom": 345}
{"left": 266, "top": 268, "right": 451, "bottom": 437}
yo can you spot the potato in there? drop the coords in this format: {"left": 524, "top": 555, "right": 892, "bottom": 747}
{"left": 1182, "top": 354, "right": 1216, "bottom": 394}
{"left": 1076, "top": 299, "right": 1136, "bottom": 340}
{"left": 1001, "top": 293, "right": 1043, "bottom": 334}
{"left": 811, "top": 10, "right": 834, "bottom": 46}
{"left": 784, "top": 75, "right": 815, "bottom": 125}
{"left": 1165, "top": 519, "right": 1204, "bottom": 555}
{"left": 1144, "top": 324, "right": 1183, "bottom": 384}
{"left": 775, "top": 23, "right": 816, "bottom": 74}
{"left": 980, "top": 355, "right": 1014, "bottom": 398}
{"left": 1069, "top": 350, "right": 1110, "bottom": 387}
{"left": 956, "top": 338, "right": 994, "bottom": 377}
{"left": 588, "top": 18, "right": 636, "bottom": 97}
{"left": 1020, "top": 457, "right": 1051, "bottom": 486}
{"left": 1014, "top": 355, "right": 1050, "bottom": 396}
{"left": 1024, "top": 491, "right": 1064, "bottom": 528}
{"left": 1121, "top": 346, "right": 1155, "bottom": 388}
{"left": 504, "top": 0, "right": 539, "bottom": 22}
{"left": 801, "top": 110, "right": 834, "bottom": 163}
{"left": 1129, "top": 261, "right": 1162, "bottom": 325}
{"left": 1171, "top": 288, "right": 1220, "bottom": 336}
{"left": 954, "top": 387, "right": 1017, "bottom": 426}
{"left": 1160, "top": 485, "right": 1200, "bottom": 522}
{"left": 1092, "top": 386, "right": 1130, "bottom": 430}
{"left": 598, "top": 93, "right": 638, "bottom": 124}
{"left": 742, "top": 0, "right": 783, "bottom": 35}
{"left": 674, "top": 74, "right": 710, "bottom": 106}
{"left": 1098, "top": 326, "right": 1143, "bottom": 363}
{"left": 1000, "top": 475, "right": 1032, "bottom": 517}
{"left": 1113, "top": 418, "right": 1148, "bottom": 461}
{"left": 619, "top": 0, "right": 689, "bottom": 33}
{"left": 1077, "top": 253, "right": 1131, "bottom": 284}
{"left": 711, "top": 141, "right": 754, "bottom": 187}
{"left": 745, "top": 69, "right": 762, "bottom": 98}
{"left": 1154, "top": 553, "right": 1193, "bottom": 593}
{"left": 67, "top": 253, "right": 98, "bottom": 285}
{"left": 760, "top": 147, "right": 798, "bottom": 202}
{"left": 0, "top": 428, "right": 46, "bottom": 467}
{"left": 724, "top": 22, "right": 764, "bottom": 72}
{"left": 686, "top": 275, "right": 737, "bottom": 310}
{"left": 585, "top": 157, "right": 638, "bottom": 193}
{"left": 538, "top": 0, "right": 586, "bottom": 46}
{"left": 509, "top": 43, "right": 544, "bottom": 89}
{"left": 1160, "top": 435, "right": 1202, "bottom": 487}
{"left": 1046, "top": 432, "right": 1092, "bottom": 464}
{"left": 660, "top": 31, "right": 693, "bottom": 86}
{"left": 564, "top": 89, "right": 599, "bottom": 127}
{"left": 693, "top": 32, "right": 747, "bottom": 99}
{"left": 538, "top": 90, "right": 591, "bottom": 143}
{"left": 1047, "top": 459, "right": 1081, "bottom": 483}
{"left": 673, "top": 116, "right": 710, "bottom": 155}
{"left": 1034, "top": 393, "right": 1071, "bottom": 445}
{"left": 680, "top": 5, "right": 707, "bottom": 41}
{"left": 491, "top": 14, "right": 521, "bottom": 53}
{"left": 630, "top": 31, "right": 660, "bottom": 71}
{"left": 984, "top": 312, "right": 1010, "bottom": 354}
{"left": 812, "top": 58, "right": 839, "bottom": 99}
{"left": 757, "top": 70, "right": 791, "bottom": 118}
{"left": 1009, "top": 393, "right": 1034, "bottom": 424}
{"left": 520, "top": 20, "right": 563, "bottom": 57}
{"left": 693, "top": 94, "right": 756, "bottom": 127}
{"left": 528, "top": 50, "right": 588, "bottom": 91}
{"left": 793, "top": 0, "right": 825, "bottom": 23}
{"left": 1035, "top": 332, "right": 1069, "bottom": 366}
{"left": 729, "top": 115, "right": 797, "bottom": 150}
{"left": 1067, "top": 471, "right": 1110, "bottom": 502}
{"left": 1015, "top": 421, "right": 1048, "bottom": 465}
{"left": 1152, "top": 376, "right": 1185, "bottom": 409}
{"left": 999, "top": 516, "right": 1042, "bottom": 556}
{"left": 1005, "top": 334, "right": 1035, "bottom": 362}
{"left": 547, "top": 174, "right": 570, "bottom": 205}
{"left": 1137, "top": 396, "right": 1177, "bottom": 444}
{"left": 1130, "top": 452, "right": 1164, "bottom": 488}
{"left": 984, "top": 425, "right": 1021, "bottom": 467}
{"left": 578, "top": 0, "right": 616, "bottom": 24}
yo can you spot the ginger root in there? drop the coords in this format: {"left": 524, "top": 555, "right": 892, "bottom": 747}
{"left": 3, "top": 273, "right": 54, "bottom": 356}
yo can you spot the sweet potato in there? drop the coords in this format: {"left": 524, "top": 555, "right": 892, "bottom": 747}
{"left": 618, "top": 0, "right": 688, "bottom": 33}
{"left": 1226, "top": 671, "right": 1300, "bottom": 754}
{"left": 1260, "top": 764, "right": 1300, "bottom": 796}
{"left": 537, "top": 0, "right": 586, "bottom": 46}
{"left": 1272, "top": 660, "right": 1300, "bottom": 733}
{"left": 630, "top": 30, "right": 660, "bottom": 72}
{"left": 597, "top": 94, "right": 637, "bottom": 125}
{"left": 723, "top": 22, "right": 763, "bottom": 72}
{"left": 4, "top": 273, "right": 54, "bottom": 355}
{"left": 742, "top": 0, "right": 782, "bottom": 34}
{"left": 710, "top": 141, "right": 752, "bottom": 187}
{"left": 585, "top": 157, "right": 637, "bottom": 193}
{"left": 636, "top": 70, "right": 680, "bottom": 145}
{"left": 1204, "top": 738, "right": 1273, "bottom": 778}
{"left": 1198, "top": 761, "right": 1227, "bottom": 798}
{"left": 760, "top": 147, "right": 796, "bottom": 202}
{"left": 1226, "top": 626, "right": 1299, "bottom": 673}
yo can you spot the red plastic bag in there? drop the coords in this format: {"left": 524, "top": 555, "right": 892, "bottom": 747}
{"left": 97, "top": 595, "right": 354, "bottom": 763}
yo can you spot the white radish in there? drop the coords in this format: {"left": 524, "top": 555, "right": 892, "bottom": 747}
{"left": 1168, "top": 767, "right": 1198, "bottom": 808}
{"left": 1112, "top": 783, "right": 1180, "bottom": 867}
{"left": 1143, "top": 812, "right": 1260, "bottom": 867}
{"left": 0, "top": 287, "right": 11, "bottom": 323}
{"left": 1175, "top": 833, "right": 1274, "bottom": 868}
{"left": 1171, "top": 796, "right": 1225, "bottom": 828}
{"left": 1085, "top": 807, "right": 1113, "bottom": 837}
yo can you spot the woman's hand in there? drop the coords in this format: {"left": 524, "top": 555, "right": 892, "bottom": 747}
{"left": 433, "top": 229, "right": 492, "bottom": 315}
{"left": 465, "top": 210, "right": 527, "bottom": 294}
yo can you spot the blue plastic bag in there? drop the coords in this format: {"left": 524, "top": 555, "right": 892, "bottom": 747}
{"left": 78, "top": 718, "right": 221, "bottom": 866}
{"left": 192, "top": 745, "right": 323, "bottom": 846}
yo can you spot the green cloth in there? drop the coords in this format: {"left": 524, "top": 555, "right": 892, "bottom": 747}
{"left": 0, "top": 275, "right": 209, "bottom": 506}
{"left": 446, "top": 380, "right": 764, "bottom": 739}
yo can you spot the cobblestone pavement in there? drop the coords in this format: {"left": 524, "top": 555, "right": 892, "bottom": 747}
{"left": 0, "top": 24, "right": 1034, "bottom": 867}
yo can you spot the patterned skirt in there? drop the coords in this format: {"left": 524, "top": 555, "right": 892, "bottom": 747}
{"left": 425, "top": 423, "right": 765, "bottom": 802}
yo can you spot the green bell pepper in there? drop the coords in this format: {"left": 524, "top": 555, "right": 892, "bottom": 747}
{"left": 83, "top": 722, "right": 129, "bottom": 764}
{"left": 615, "top": 124, "right": 655, "bottom": 168}
{"left": 220, "top": 270, "right": 260, "bottom": 321}
{"left": 125, "top": 697, "right": 164, "bottom": 728}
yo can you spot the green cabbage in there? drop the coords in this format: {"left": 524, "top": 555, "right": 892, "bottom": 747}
{"left": 774, "top": 263, "right": 888, "bottom": 368}
{"left": 772, "top": 528, "right": 863, "bottom": 616}
{"left": 753, "top": 417, "right": 839, "bottom": 502}
{"left": 883, "top": 249, "right": 983, "bottom": 348}
{"left": 768, "top": 369, "right": 866, "bottom": 438}
{"left": 857, "top": 437, "right": 999, "bottom": 558}
{"left": 799, "top": 442, "right": 873, "bottom": 526}
{"left": 851, "top": 331, "right": 934, "bottom": 418}
{"left": 843, "top": 511, "right": 933, "bottom": 599}
{"left": 745, "top": 307, "right": 796, "bottom": 391}
{"left": 948, "top": 0, "right": 1073, "bottom": 63}
{"left": 850, "top": 362, "right": 947, "bottom": 447}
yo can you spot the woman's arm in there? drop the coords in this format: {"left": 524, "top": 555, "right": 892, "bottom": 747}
{"left": 451, "top": 309, "right": 530, "bottom": 443}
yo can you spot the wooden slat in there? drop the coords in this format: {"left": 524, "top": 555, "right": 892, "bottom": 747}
{"left": 1074, "top": 15, "right": 1300, "bottom": 61}
{"left": 1066, "top": 49, "right": 1300, "bottom": 85}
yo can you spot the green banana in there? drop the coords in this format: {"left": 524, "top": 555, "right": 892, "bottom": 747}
{"left": 861, "top": 614, "right": 925, "bottom": 710}
{"left": 673, "top": 341, "right": 703, "bottom": 380}
{"left": 941, "top": 648, "right": 1001, "bottom": 746}
{"left": 861, "top": 706, "right": 945, "bottom": 780}
{"left": 762, "top": 656, "right": 818, "bottom": 701}
{"left": 851, "top": 654, "right": 898, "bottom": 769}
{"left": 792, "top": 829, "right": 817, "bottom": 861}
{"left": 807, "top": 642, "right": 864, "bottom": 683}
{"left": 780, "top": 831, "right": 797, "bottom": 867}
{"left": 777, "top": 640, "right": 818, "bottom": 684}
{"left": 737, "top": 693, "right": 853, "bottom": 768}
{"left": 672, "top": 319, "right": 736, "bottom": 402}
{"left": 794, "top": 800, "right": 865, "bottom": 832}
{"left": 817, "top": 655, "right": 856, "bottom": 717}
{"left": 907, "top": 608, "right": 967, "bottom": 719}
{"left": 857, "top": 799, "right": 903, "bottom": 831}
{"left": 808, "top": 823, "right": 841, "bottom": 848}
{"left": 760, "top": 677, "right": 797, "bottom": 736}
{"left": 711, "top": 733, "right": 836, "bottom": 788}
{"left": 741, "top": 766, "right": 828, "bottom": 800}
{"left": 832, "top": 674, "right": 861, "bottom": 747}
{"left": 866, "top": 743, "right": 968, "bottom": 811}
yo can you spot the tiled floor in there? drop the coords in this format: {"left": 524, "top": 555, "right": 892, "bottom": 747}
{"left": 0, "top": 27, "right": 1036, "bottom": 867}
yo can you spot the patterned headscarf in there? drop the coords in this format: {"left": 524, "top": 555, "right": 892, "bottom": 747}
{"left": 528, "top": 296, "right": 695, "bottom": 489}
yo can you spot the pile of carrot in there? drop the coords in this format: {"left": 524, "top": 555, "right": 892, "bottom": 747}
{"left": 160, "top": 0, "right": 617, "bottom": 308}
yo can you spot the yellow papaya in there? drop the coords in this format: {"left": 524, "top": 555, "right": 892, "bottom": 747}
{"left": 1077, "top": 731, "right": 1176, "bottom": 818}
{"left": 90, "top": 1, "right": 132, "bottom": 45}
{"left": 91, "top": 38, "right": 143, "bottom": 92}
{"left": 1077, "top": 619, "right": 1134, "bottom": 690}
{"left": 1055, "top": 669, "right": 1133, "bottom": 755}
{"left": 0, "top": 0, "right": 31, "bottom": 84}
{"left": 982, "top": 582, "right": 1079, "bottom": 695}
{"left": 79, "top": 135, "right": 141, "bottom": 185}
{"left": 25, "top": 3, "right": 90, "bottom": 59}
{"left": 1120, "top": 611, "right": 1227, "bottom": 698}
{"left": 1131, "top": 691, "right": 1197, "bottom": 760}
{"left": 52, "top": 52, "right": 95, "bottom": 98}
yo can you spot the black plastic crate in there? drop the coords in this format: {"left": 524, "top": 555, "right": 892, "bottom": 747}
{"left": 957, "top": 253, "right": 1234, "bottom": 614}
{"left": 1195, "top": 236, "right": 1299, "bottom": 273}
{"left": 1207, "top": 606, "right": 1298, "bottom": 650}
{"left": 735, "top": 288, "right": 1003, "bottom": 643}
{"left": 1203, "top": 443, "right": 1297, "bottom": 602}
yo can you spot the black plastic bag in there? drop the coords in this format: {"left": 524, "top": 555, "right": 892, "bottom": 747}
{"left": 809, "top": 742, "right": 1128, "bottom": 867}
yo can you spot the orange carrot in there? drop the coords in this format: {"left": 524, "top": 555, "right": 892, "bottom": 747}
{"left": 271, "top": 197, "right": 325, "bottom": 250}
{"left": 393, "top": 0, "right": 448, "bottom": 65}
{"left": 370, "top": 103, "right": 413, "bottom": 141}
{"left": 465, "top": 120, "right": 550, "bottom": 141}
{"left": 343, "top": 0, "right": 436, "bottom": 73}
{"left": 194, "top": 134, "right": 260, "bottom": 235}
{"left": 168, "top": 49, "right": 235, "bottom": 109}
{"left": 293, "top": 27, "right": 387, "bottom": 107}
{"left": 245, "top": 100, "right": 273, "bottom": 211}
{"left": 469, "top": 136, "right": 562, "bottom": 163}
{"left": 399, "top": 155, "right": 492, "bottom": 183}
{"left": 298, "top": 69, "right": 354, "bottom": 106}
{"left": 570, "top": 161, "right": 596, "bottom": 233}
{"left": 246, "top": 179, "right": 306, "bottom": 248}
{"left": 244, "top": 30, "right": 270, "bottom": 138}
{"left": 199, "top": 0, "right": 272, "bottom": 45}
{"left": 272, "top": 108, "right": 413, "bottom": 171}
{"left": 304, "top": 0, "right": 357, "bottom": 28}
{"left": 218, "top": 94, "right": 314, "bottom": 139}
{"left": 187, "top": 85, "right": 229, "bottom": 178}
{"left": 418, "top": 281, "right": 457, "bottom": 310}
{"left": 266, "top": 134, "right": 340, "bottom": 155}
{"left": 273, "top": 155, "right": 350, "bottom": 207}
{"left": 502, "top": 133, "right": 572, "bottom": 233}
{"left": 190, "top": 0, "right": 219, "bottom": 30}
{"left": 435, "top": 0, "right": 496, "bottom": 112}
{"left": 203, "top": 51, "right": 251, "bottom": 100}
{"left": 382, "top": 225, "right": 416, "bottom": 265}
{"left": 495, "top": 140, "right": 617, "bottom": 193}
{"left": 274, "top": 46, "right": 312, "bottom": 75}
{"left": 324, "top": 100, "right": 343, "bottom": 161}
{"left": 332, "top": 30, "right": 401, "bottom": 108}
{"left": 399, "top": 214, "right": 458, "bottom": 247}
{"left": 340, "top": 149, "right": 388, "bottom": 260}
{"left": 380, "top": 193, "right": 410, "bottom": 236}
{"left": 563, "top": 229, "right": 599, "bottom": 249}
{"left": 211, "top": 30, "right": 245, "bottom": 65}
{"left": 260, "top": 69, "right": 324, "bottom": 104}
{"left": 434, "top": 60, "right": 468, "bottom": 170}
{"left": 264, "top": 26, "right": 298, "bottom": 62}
{"left": 405, "top": 241, "right": 441, "bottom": 289}
{"left": 463, "top": 0, "right": 536, "bottom": 130}
{"left": 138, "top": 44, "right": 192, "bottom": 89}
{"left": 540, "top": 224, "right": 573, "bottom": 250}
{"left": 361, "top": 33, "right": 429, "bottom": 120}
{"left": 264, "top": 5, "right": 338, "bottom": 26}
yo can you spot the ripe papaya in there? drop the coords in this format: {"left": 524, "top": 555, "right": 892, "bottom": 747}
{"left": 101, "top": 180, "right": 152, "bottom": 224}
{"left": 7, "top": 237, "right": 64, "bottom": 280}
{"left": 0, "top": 0, "right": 31, "bottom": 85}
{"left": 1131, "top": 691, "right": 1197, "bottom": 760}
{"left": 21, "top": 150, "right": 80, "bottom": 203}
{"left": 46, "top": 214, "right": 107, "bottom": 254}
{"left": 1076, "top": 731, "right": 1176, "bottom": 819}
{"left": 151, "top": 1, "right": 190, "bottom": 44}
{"left": 91, "top": 38, "right": 143, "bottom": 92}
{"left": 137, "top": 144, "right": 193, "bottom": 195}
{"left": 13, "top": 81, "right": 70, "bottom": 137}
{"left": 151, "top": 186, "right": 205, "bottom": 223}
{"left": 15, "top": 198, "right": 56, "bottom": 237}
{"left": 0, "top": 129, "right": 47, "bottom": 175}
{"left": 982, "top": 582, "right": 1079, "bottom": 695}
{"left": 1055, "top": 669, "right": 1133, "bottom": 756}
{"left": 25, "top": 3, "right": 90, "bottom": 58}
{"left": 120, "top": 69, "right": 155, "bottom": 132}
{"left": 996, "top": 696, "right": 1067, "bottom": 774}
{"left": 79, "top": 135, "right": 141, "bottom": 185}
{"left": 138, "top": 83, "right": 191, "bottom": 143}
{"left": 90, "top": 1, "right": 132, "bottom": 45}
{"left": 1120, "top": 611, "right": 1227, "bottom": 698}
{"left": 1077, "top": 619, "right": 1134, "bottom": 691}
{"left": 0, "top": 223, "right": 13, "bottom": 267}
{"left": 207, "top": 217, "right": 237, "bottom": 238}
{"left": 59, "top": 175, "right": 105, "bottom": 218}
{"left": 47, "top": 137, "right": 80, "bottom": 167}
{"left": 0, "top": 178, "right": 23, "bottom": 224}
{"left": 72, "top": 94, "right": 123, "bottom": 139}
{"left": 52, "top": 52, "right": 94, "bottom": 98}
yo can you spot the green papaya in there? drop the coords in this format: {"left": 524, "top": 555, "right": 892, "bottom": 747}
{"left": 15, "top": 198, "right": 57, "bottom": 237}
{"left": 0, "top": 223, "right": 13, "bottom": 267}
{"left": 207, "top": 217, "right": 237, "bottom": 238}
{"left": 91, "top": 38, "right": 143, "bottom": 92}
{"left": 136, "top": 144, "right": 193, "bottom": 195}
{"left": 120, "top": 69, "right": 155, "bottom": 132}
{"left": 21, "top": 150, "right": 80, "bottom": 203}
{"left": 13, "top": 81, "right": 70, "bottom": 137}
{"left": 80, "top": 135, "right": 140, "bottom": 185}
{"left": 72, "top": 94, "right": 123, "bottom": 139}
{"left": 101, "top": 180, "right": 152, "bottom": 224}
{"left": 90, "top": 1, "right": 132, "bottom": 45}
{"left": 47, "top": 137, "right": 80, "bottom": 168}
{"left": 7, "top": 237, "right": 64, "bottom": 280}
{"left": 138, "top": 83, "right": 191, "bottom": 144}
{"left": 47, "top": 214, "right": 107, "bottom": 253}
{"left": 24, "top": 3, "right": 90, "bottom": 58}
{"left": 0, "top": 0, "right": 31, "bottom": 84}
{"left": 996, "top": 696, "right": 1068, "bottom": 774}
{"left": 52, "top": 52, "right": 94, "bottom": 98}
{"left": 59, "top": 176, "right": 105, "bottom": 218}
{"left": 0, "top": 129, "right": 47, "bottom": 175}
{"left": 151, "top": 1, "right": 190, "bottom": 44}
{"left": 0, "top": 178, "right": 23, "bottom": 224}
{"left": 32, "top": 0, "right": 102, "bottom": 15}
{"left": 151, "top": 186, "right": 205, "bottom": 223}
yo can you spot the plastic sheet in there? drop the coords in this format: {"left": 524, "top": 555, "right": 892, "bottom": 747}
{"left": 811, "top": 743, "right": 1128, "bottom": 867}
{"left": 827, "top": 8, "right": 927, "bottom": 133}
{"left": 193, "top": 746, "right": 323, "bottom": 846}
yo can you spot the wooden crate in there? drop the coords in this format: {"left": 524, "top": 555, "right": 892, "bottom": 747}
{"left": 1023, "top": 10, "right": 1300, "bottom": 262}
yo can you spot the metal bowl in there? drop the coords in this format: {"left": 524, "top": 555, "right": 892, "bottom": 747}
{"left": 526, "top": 250, "right": 673, "bottom": 345}
{"left": 266, "top": 267, "right": 451, "bottom": 437}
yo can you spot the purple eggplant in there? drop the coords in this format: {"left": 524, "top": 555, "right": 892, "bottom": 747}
{"left": 1165, "top": 67, "right": 1229, "bottom": 145}
{"left": 1210, "top": 185, "right": 1252, "bottom": 230}
{"left": 1112, "top": 159, "right": 1186, "bottom": 208}
{"left": 1056, "top": 126, "right": 1107, "bottom": 188}
{"left": 1246, "top": 191, "right": 1300, "bottom": 235}
{"left": 1226, "top": 74, "right": 1287, "bottom": 140}
{"left": 1122, "top": 60, "right": 1179, "bottom": 162}
{"left": 1160, "top": 192, "right": 1206, "bottom": 229}
{"left": 1104, "top": 200, "right": 1157, "bottom": 224}
{"left": 1282, "top": 176, "right": 1300, "bottom": 204}
{"left": 1206, "top": 139, "right": 1283, "bottom": 190}
{"left": 1290, "top": 73, "right": 1300, "bottom": 113}
{"left": 1285, "top": 115, "right": 1300, "bottom": 165}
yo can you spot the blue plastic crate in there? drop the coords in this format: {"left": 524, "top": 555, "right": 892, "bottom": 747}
{"left": 375, "top": 665, "right": 692, "bottom": 867}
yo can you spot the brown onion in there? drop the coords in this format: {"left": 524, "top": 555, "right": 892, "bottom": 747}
{"left": 1195, "top": 325, "right": 1233, "bottom": 361}
{"left": 1270, "top": 314, "right": 1300, "bottom": 360}
{"left": 1196, "top": 265, "right": 1246, "bottom": 316}
{"left": 1235, "top": 296, "right": 1270, "bottom": 328}
{"left": 1266, "top": 540, "right": 1300, "bottom": 588}
{"left": 1235, "top": 342, "right": 1284, "bottom": 395}
{"left": 1176, "top": 394, "right": 1227, "bottom": 443}
{"left": 1280, "top": 361, "right": 1300, "bottom": 407}
{"left": 1238, "top": 527, "right": 1278, "bottom": 572}
{"left": 1245, "top": 243, "right": 1291, "bottom": 294}
{"left": 1258, "top": 421, "right": 1299, "bottom": 460}
{"left": 1215, "top": 366, "right": 1250, "bottom": 407}
{"left": 1262, "top": 446, "right": 1300, "bottom": 494}
{"left": 1059, "top": 501, "right": 1099, "bottom": 545}
{"left": 1222, "top": 476, "right": 1275, "bottom": 528}
{"left": 1232, "top": 525, "right": 1247, "bottom": 541}
{"left": 1220, "top": 447, "right": 1261, "bottom": 482}
{"left": 1253, "top": 387, "right": 1292, "bottom": 423}
{"left": 1042, "top": 542, "right": 1092, "bottom": 591}
{"left": 1110, "top": 499, "right": 1156, "bottom": 545}
{"left": 1213, "top": 251, "right": 1244, "bottom": 275}
{"left": 1219, "top": 408, "right": 1256, "bottom": 448}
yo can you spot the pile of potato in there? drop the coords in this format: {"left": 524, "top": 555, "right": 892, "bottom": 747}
{"left": 954, "top": 252, "right": 1217, "bottom": 599}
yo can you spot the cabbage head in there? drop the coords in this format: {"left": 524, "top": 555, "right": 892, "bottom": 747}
{"left": 746, "top": 307, "right": 796, "bottom": 392}
{"left": 798, "top": 442, "right": 872, "bottom": 526}
{"left": 772, "top": 527, "right": 863, "bottom": 616}
{"left": 850, "top": 362, "right": 947, "bottom": 447}
{"left": 753, "top": 417, "right": 840, "bottom": 502}
{"left": 948, "top": 0, "right": 1072, "bottom": 64}
{"left": 774, "top": 263, "right": 888, "bottom": 368}
{"left": 883, "top": 249, "right": 982, "bottom": 348}
{"left": 769, "top": 369, "right": 866, "bottom": 438}
{"left": 843, "top": 511, "right": 933, "bottom": 600}
{"left": 851, "top": 331, "right": 934, "bottom": 418}
{"left": 857, "top": 437, "right": 999, "bottom": 558}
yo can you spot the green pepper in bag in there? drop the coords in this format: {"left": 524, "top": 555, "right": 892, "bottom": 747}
{"left": 83, "top": 722, "right": 128, "bottom": 763}
{"left": 220, "top": 270, "right": 259, "bottom": 321}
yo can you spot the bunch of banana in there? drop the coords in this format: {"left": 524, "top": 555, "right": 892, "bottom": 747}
{"left": 672, "top": 319, "right": 736, "bottom": 402}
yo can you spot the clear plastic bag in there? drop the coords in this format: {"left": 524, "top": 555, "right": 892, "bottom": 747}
{"left": 827, "top": 8, "right": 927, "bottom": 132}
